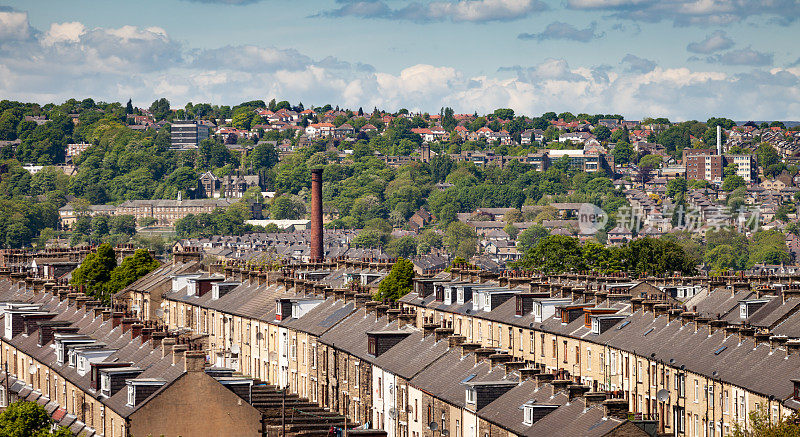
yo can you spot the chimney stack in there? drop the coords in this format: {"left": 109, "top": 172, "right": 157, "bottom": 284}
{"left": 310, "top": 168, "right": 324, "bottom": 263}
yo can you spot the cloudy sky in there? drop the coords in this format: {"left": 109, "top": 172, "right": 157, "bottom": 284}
{"left": 1, "top": 0, "right": 799, "bottom": 120}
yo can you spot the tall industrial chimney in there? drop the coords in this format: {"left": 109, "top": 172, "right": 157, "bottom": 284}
{"left": 716, "top": 125, "right": 722, "bottom": 155}
{"left": 310, "top": 168, "right": 324, "bottom": 262}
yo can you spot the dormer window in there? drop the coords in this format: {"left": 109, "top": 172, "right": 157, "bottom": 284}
{"left": 368, "top": 338, "right": 376, "bottom": 356}
{"left": 466, "top": 387, "right": 476, "bottom": 404}
{"left": 523, "top": 405, "right": 534, "bottom": 426}
{"left": 68, "top": 351, "right": 77, "bottom": 367}
{"left": 77, "top": 357, "right": 86, "bottom": 373}
{"left": 127, "top": 385, "right": 136, "bottom": 406}
{"left": 101, "top": 374, "right": 110, "bottom": 394}
{"left": 591, "top": 318, "right": 600, "bottom": 334}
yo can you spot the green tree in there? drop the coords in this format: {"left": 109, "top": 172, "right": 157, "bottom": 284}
{"left": 105, "top": 249, "right": 160, "bottom": 295}
{"left": 110, "top": 215, "right": 137, "bottom": 236}
{"left": 732, "top": 407, "right": 800, "bottom": 436}
{"left": 591, "top": 125, "right": 611, "bottom": 141}
{"left": 231, "top": 108, "right": 255, "bottom": 130}
{"left": 748, "top": 230, "right": 790, "bottom": 266}
{"left": 374, "top": 258, "right": 415, "bottom": 301}
{"left": 70, "top": 243, "right": 118, "bottom": 300}
{"left": 416, "top": 229, "right": 443, "bottom": 254}
{"left": 517, "top": 224, "right": 549, "bottom": 254}
{"left": 666, "top": 177, "right": 687, "bottom": 202}
{"left": 270, "top": 195, "right": 306, "bottom": 220}
{"left": 755, "top": 143, "right": 780, "bottom": 169}
{"left": 249, "top": 141, "right": 279, "bottom": 170}
{"left": 638, "top": 154, "right": 663, "bottom": 169}
{"left": 722, "top": 175, "right": 746, "bottom": 191}
{"left": 443, "top": 222, "right": 478, "bottom": 259}
{"left": 517, "top": 235, "right": 585, "bottom": 273}
{"left": 0, "top": 401, "right": 72, "bottom": 437}
{"left": 386, "top": 235, "right": 417, "bottom": 259}
{"left": 148, "top": 98, "right": 171, "bottom": 120}
{"left": 612, "top": 141, "right": 634, "bottom": 165}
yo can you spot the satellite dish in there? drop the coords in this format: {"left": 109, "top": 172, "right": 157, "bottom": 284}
{"left": 388, "top": 408, "right": 397, "bottom": 419}
{"left": 155, "top": 309, "right": 165, "bottom": 318}
{"left": 230, "top": 344, "right": 240, "bottom": 354}
{"left": 428, "top": 422, "right": 438, "bottom": 431}
{"left": 656, "top": 389, "right": 669, "bottom": 402}
{"left": 442, "top": 430, "right": 450, "bottom": 436}
{"left": 28, "top": 364, "right": 37, "bottom": 375}
{"left": 256, "top": 332, "right": 264, "bottom": 341}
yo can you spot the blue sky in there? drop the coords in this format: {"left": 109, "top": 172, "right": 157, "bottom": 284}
{"left": 1, "top": 0, "right": 799, "bottom": 120}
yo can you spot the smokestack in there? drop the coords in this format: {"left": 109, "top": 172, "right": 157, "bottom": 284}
{"left": 717, "top": 125, "right": 721, "bottom": 155}
{"left": 310, "top": 168, "right": 324, "bottom": 262}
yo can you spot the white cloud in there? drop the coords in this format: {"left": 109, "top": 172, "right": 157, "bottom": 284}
{"left": 518, "top": 21, "right": 603, "bottom": 42}
{"left": 318, "top": 0, "right": 547, "bottom": 23}
{"left": 686, "top": 30, "right": 734, "bottom": 54}
{"left": 41, "top": 22, "right": 86, "bottom": 46}
{"left": 1, "top": 12, "right": 800, "bottom": 121}
{"left": 566, "top": 0, "right": 800, "bottom": 26}
{"left": 0, "top": 8, "right": 33, "bottom": 42}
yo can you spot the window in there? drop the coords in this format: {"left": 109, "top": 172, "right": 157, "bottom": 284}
{"left": 508, "top": 327, "right": 513, "bottom": 350}
{"left": 101, "top": 374, "right": 110, "bottom": 393}
{"left": 540, "top": 334, "right": 545, "bottom": 357}
{"left": 575, "top": 346, "right": 580, "bottom": 365}
{"left": 637, "top": 362, "right": 643, "bottom": 383}
{"left": 523, "top": 406, "right": 534, "bottom": 425}
{"left": 519, "top": 329, "right": 523, "bottom": 352}
{"left": 587, "top": 348, "right": 592, "bottom": 371}
{"left": 466, "top": 388, "right": 476, "bottom": 404}
{"left": 368, "top": 338, "right": 376, "bottom": 356}
{"left": 723, "top": 390, "right": 729, "bottom": 414}
{"left": 312, "top": 344, "right": 318, "bottom": 369}
{"left": 126, "top": 386, "right": 135, "bottom": 406}
{"left": 694, "top": 380, "right": 699, "bottom": 403}
{"left": 477, "top": 322, "right": 482, "bottom": 341}
{"left": 414, "top": 399, "right": 418, "bottom": 422}
{"left": 529, "top": 332, "right": 534, "bottom": 353}
{"left": 552, "top": 338, "right": 557, "bottom": 359}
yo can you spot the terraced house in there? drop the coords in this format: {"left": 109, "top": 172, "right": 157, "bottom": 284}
{"left": 125, "top": 257, "right": 800, "bottom": 437}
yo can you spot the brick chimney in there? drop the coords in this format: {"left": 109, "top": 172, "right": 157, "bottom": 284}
{"left": 503, "top": 361, "right": 527, "bottom": 376}
{"left": 162, "top": 337, "right": 177, "bottom": 358}
{"left": 434, "top": 327, "right": 454, "bottom": 342}
{"left": 603, "top": 399, "right": 630, "bottom": 420}
{"left": 310, "top": 168, "right": 324, "bottom": 262}
{"left": 460, "top": 343, "right": 481, "bottom": 357}
{"left": 519, "top": 367, "right": 540, "bottom": 381}
{"left": 550, "top": 379, "right": 572, "bottom": 396}
{"left": 129, "top": 323, "right": 143, "bottom": 339}
{"left": 184, "top": 351, "right": 206, "bottom": 372}
{"left": 534, "top": 373, "right": 555, "bottom": 388}
{"left": 448, "top": 335, "right": 465, "bottom": 348}
{"left": 474, "top": 348, "right": 495, "bottom": 364}
{"left": 172, "top": 344, "right": 188, "bottom": 365}
{"left": 585, "top": 392, "right": 607, "bottom": 407}
{"left": 488, "top": 353, "right": 512, "bottom": 367}
{"left": 568, "top": 384, "right": 591, "bottom": 400}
